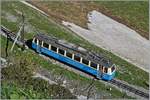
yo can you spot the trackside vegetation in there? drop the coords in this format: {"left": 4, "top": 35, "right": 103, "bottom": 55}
{"left": 1, "top": 36, "right": 132, "bottom": 99}
{"left": 1, "top": 1, "right": 148, "bottom": 98}
{"left": 29, "top": 1, "right": 149, "bottom": 39}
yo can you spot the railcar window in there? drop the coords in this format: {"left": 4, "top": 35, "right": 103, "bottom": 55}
{"left": 90, "top": 62, "right": 97, "bottom": 69}
{"left": 43, "top": 42, "right": 49, "bottom": 49}
{"left": 82, "top": 59, "right": 89, "bottom": 65}
{"left": 111, "top": 66, "right": 115, "bottom": 72}
{"left": 39, "top": 40, "right": 42, "bottom": 46}
{"left": 100, "top": 65, "right": 103, "bottom": 71}
{"left": 74, "top": 55, "right": 80, "bottom": 62}
{"left": 58, "top": 49, "right": 65, "bottom": 55}
{"left": 99, "top": 65, "right": 103, "bottom": 71}
{"left": 34, "top": 38, "right": 37, "bottom": 44}
{"left": 51, "top": 45, "right": 57, "bottom": 52}
{"left": 66, "top": 52, "right": 72, "bottom": 58}
{"left": 104, "top": 67, "right": 108, "bottom": 73}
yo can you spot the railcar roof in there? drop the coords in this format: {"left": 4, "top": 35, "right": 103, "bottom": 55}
{"left": 34, "top": 33, "right": 113, "bottom": 67}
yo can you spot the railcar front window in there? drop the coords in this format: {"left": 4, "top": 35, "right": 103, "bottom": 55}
{"left": 100, "top": 66, "right": 103, "bottom": 72}
{"left": 111, "top": 66, "right": 115, "bottom": 72}
{"left": 104, "top": 67, "right": 108, "bottom": 73}
{"left": 39, "top": 40, "right": 42, "bottom": 46}
{"left": 34, "top": 38, "right": 37, "bottom": 44}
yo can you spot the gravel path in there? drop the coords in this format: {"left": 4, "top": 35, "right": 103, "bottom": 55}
{"left": 62, "top": 10, "right": 150, "bottom": 73}
{"left": 20, "top": 1, "right": 49, "bottom": 17}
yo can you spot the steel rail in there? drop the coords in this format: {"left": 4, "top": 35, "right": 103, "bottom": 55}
{"left": 109, "top": 79, "right": 149, "bottom": 98}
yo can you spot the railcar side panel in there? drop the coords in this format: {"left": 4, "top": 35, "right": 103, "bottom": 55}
{"left": 101, "top": 72, "right": 115, "bottom": 81}
{"left": 32, "top": 42, "right": 115, "bottom": 80}
{"left": 32, "top": 43, "right": 98, "bottom": 77}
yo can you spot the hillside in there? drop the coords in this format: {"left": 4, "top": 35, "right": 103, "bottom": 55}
{"left": 29, "top": 1, "right": 149, "bottom": 39}
{"left": 1, "top": 1, "right": 149, "bottom": 99}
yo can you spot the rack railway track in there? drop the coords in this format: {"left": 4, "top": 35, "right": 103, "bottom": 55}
{"left": 1, "top": 25, "right": 149, "bottom": 99}
{"left": 109, "top": 79, "right": 149, "bottom": 98}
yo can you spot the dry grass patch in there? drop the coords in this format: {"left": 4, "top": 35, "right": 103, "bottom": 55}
{"left": 29, "top": 1, "right": 149, "bottom": 39}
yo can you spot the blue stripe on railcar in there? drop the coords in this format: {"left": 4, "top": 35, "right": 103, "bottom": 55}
{"left": 32, "top": 43, "right": 98, "bottom": 76}
{"left": 102, "top": 71, "right": 115, "bottom": 81}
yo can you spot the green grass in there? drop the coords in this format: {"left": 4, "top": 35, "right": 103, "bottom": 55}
{"left": 2, "top": 73, "right": 75, "bottom": 99}
{"left": 97, "top": 1, "right": 149, "bottom": 39}
{"left": 1, "top": 35, "right": 132, "bottom": 99}
{"left": 30, "top": 1, "right": 148, "bottom": 39}
{"left": 1, "top": 81, "right": 47, "bottom": 99}
{"left": 1, "top": 37, "right": 76, "bottom": 99}
{"left": 1, "top": 1, "right": 149, "bottom": 90}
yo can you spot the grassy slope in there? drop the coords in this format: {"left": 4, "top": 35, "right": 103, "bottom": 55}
{"left": 1, "top": 81, "right": 49, "bottom": 99}
{"left": 1, "top": 1, "right": 149, "bottom": 90}
{"left": 97, "top": 1, "right": 149, "bottom": 39}
{"left": 1, "top": 35, "right": 76, "bottom": 99}
{"left": 30, "top": 1, "right": 149, "bottom": 39}
{"left": 1, "top": 36, "right": 132, "bottom": 99}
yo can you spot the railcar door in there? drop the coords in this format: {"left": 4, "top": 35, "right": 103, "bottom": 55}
{"left": 36, "top": 39, "right": 42, "bottom": 53}
{"left": 99, "top": 65, "right": 104, "bottom": 78}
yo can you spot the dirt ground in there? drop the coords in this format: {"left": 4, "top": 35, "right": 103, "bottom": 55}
{"left": 62, "top": 10, "right": 150, "bottom": 73}
{"left": 35, "top": 66, "right": 106, "bottom": 99}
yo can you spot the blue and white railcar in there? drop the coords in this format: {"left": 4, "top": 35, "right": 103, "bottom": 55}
{"left": 32, "top": 34, "right": 116, "bottom": 81}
